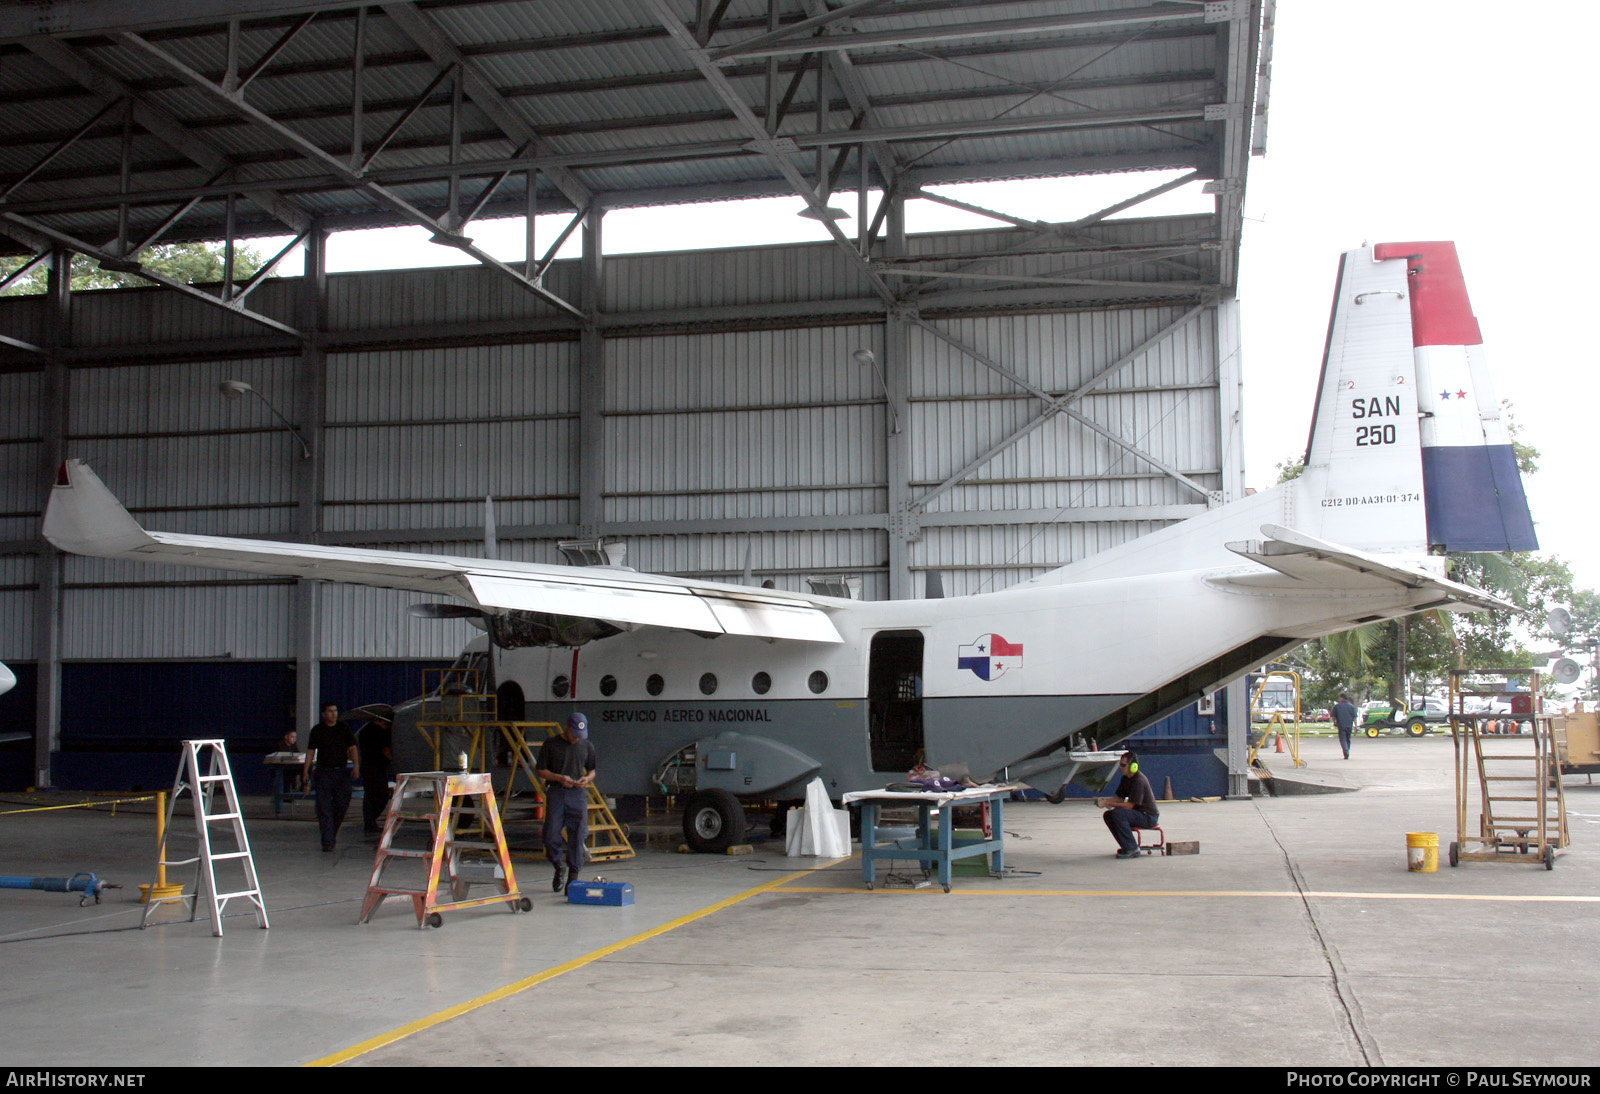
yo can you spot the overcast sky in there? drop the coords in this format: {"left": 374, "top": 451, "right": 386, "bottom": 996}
{"left": 289, "top": 2, "right": 1596, "bottom": 592}
{"left": 1236, "top": 2, "right": 1600, "bottom": 589}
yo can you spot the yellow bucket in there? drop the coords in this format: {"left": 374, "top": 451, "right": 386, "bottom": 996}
{"left": 1406, "top": 831, "right": 1438, "bottom": 873}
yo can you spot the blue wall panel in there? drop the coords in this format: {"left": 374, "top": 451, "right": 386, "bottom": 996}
{"left": 56, "top": 661, "right": 295, "bottom": 793}
{"left": 1049, "top": 691, "right": 1229, "bottom": 801}
{"left": 0, "top": 661, "right": 36, "bottom": 791}
{"left": 319, "top": 660, "right": 448, "bottom": 713}
{"left": 49, "top": 660, "right": 453, "bottom": 793}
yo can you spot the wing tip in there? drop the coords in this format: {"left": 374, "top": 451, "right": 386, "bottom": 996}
{"left": 42, "top": 459, "right": 154, "bottom": 558}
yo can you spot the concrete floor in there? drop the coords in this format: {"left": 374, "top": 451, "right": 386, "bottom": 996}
{"left": 2, "top": 734, "right": 1598, "bottom": 1067}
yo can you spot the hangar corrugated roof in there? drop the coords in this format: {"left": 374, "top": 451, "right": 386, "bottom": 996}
{"left": 0, "top": 0, "right": 1268, "bottom": 291}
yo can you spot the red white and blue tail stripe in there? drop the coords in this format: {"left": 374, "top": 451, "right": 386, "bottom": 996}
{"left": 1372, "top": 242, "right": 1537, "bottom": 553}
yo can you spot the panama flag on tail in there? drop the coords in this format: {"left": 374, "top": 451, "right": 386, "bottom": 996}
{"left": 1371, "top": 242, "right": 1537, "bottom": 553}
{"left": 958, "top": 634, "right": 1023, "bottom": 681}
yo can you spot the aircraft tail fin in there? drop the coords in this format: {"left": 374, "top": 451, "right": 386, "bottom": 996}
{"left": 1303, "top": 242, "right": 1536, "bottom": 555}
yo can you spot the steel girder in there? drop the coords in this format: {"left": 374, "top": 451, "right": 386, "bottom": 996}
{"left": 115, "top": 29, "right": 586, "bottom": 320}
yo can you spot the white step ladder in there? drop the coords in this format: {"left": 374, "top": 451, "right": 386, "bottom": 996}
{"left": 141, "top": 739, "right": 269, "bottom": 936}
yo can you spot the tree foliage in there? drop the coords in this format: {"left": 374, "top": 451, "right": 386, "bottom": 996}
{"left": 1, "top": 242, "right": 267, "bottom": 296}
{"left": 1265, "top": 418, "right": 1585, "bottom": 708}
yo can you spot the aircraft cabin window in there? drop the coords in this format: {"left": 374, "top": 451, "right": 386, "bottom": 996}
{"left": 699, "top": 673, "right": 717, "bottom": 696}
{"left": 646, "top": 673, "right": 664, "bottom": 697}
{"left": 751, "top": 671, "right": 771, "bottom": 695}
{"left": 551, "top": 675, "right": 569, "bottom": 699}
{"left": 599, "top": 674, "right": 617, "bottom": 697}
{"left": 808, "top": 670, "right": 829, "bottom": 694}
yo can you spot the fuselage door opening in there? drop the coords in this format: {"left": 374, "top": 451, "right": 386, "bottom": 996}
{"left": 869, "top": 630, "right": 924, "bottom": 772}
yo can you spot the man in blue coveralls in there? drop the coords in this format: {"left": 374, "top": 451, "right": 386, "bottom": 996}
{"left": 536, "top": 712, "right": 597, "bottom": 894}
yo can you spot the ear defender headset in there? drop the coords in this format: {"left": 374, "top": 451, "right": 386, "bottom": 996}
{"left": 1123, "top": 752, "right": 1139, "bottom": 775}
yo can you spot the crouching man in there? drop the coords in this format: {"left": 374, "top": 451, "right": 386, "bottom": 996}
{"left": 1095, "top": 750, "right": 1159, "bottom": 860}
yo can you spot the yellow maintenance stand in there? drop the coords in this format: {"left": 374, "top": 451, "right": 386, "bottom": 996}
{"left": 1246, "top": 669, "right": 1306, "bottom": 772}
{"left": 412, "top": 667, "right": 633, "bottom": 863}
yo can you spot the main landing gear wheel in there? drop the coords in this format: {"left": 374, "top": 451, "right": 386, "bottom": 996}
{"left": 682, "top": 788, "right": 747, "bottom": 853}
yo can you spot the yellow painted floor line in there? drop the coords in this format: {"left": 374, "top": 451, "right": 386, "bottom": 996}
{"left": 776, "top": 885, "right": 1600, "bottom": 903}
{"left": 305, "top": 859, "right": 847, "bottom": 1067}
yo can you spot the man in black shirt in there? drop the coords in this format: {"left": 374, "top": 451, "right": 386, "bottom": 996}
{"left": 303, "top": 702, "right": 359, "bottom": 853}
{"left": 1095, "top": 750, "right": 1159, "bottom": 859}
{"left": 358, "top": 714, "right": 394, "bottom": 834}
{"left": 536, "top": 712, "right": 596, "bottom": 894}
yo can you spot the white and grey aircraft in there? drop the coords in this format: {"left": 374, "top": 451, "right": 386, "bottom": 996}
{"left": 43, "top": 242, "right": 1536, "bottom": 850}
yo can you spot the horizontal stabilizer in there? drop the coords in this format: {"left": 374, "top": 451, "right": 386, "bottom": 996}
{"left": 1224, "top": 525, "right": 1514, "bottom": 612}
{"left": 43, "top": 460, "right": 843, "bottom": 644}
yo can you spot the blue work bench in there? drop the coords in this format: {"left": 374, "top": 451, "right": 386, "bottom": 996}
{"left": 842, "top": 785, "right": 1014, "bottom": 892}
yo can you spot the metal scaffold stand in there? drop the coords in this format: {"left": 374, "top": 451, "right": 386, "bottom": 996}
{"left": 1448, "top": 668, "right": 1569, "bottom": 869}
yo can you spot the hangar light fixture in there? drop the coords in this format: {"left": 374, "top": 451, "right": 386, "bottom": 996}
{"left": 852, "top": 349, "right": 900, "bottom": 435}
{"left": 218, "top": 379, "right": 312, "bottom": 460}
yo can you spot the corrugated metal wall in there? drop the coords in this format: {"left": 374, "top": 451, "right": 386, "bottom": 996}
{"left": 0, "top": 369, "right": 42, "bottom": 545}
{"left": 0, "top": 221, "right": 1231, "bottom": 780}
{"left": 326, "top": 342, "right": 578, "bottom": 536}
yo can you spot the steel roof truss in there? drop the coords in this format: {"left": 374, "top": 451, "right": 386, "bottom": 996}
{"left": 117, "top": 29, "right": 584, "bottom": 319}
{"left": 913, "top": 170, "right": 1205, "bottom": 294}
{"left": 695, "top": 0, "right": 736, "bottom": 47}
{"left": 890, "top": 266, "right": 1202, "bottom": 291}
{"left": 228, "top": 228, "right": 309, "bottom": 305}
{"left": 226, "top": 12, "right": 318, "bottom": 96}
{"left": 378, "top": 1, "right": 593, "bottom": 210}
{"left": 357, "top": 62, "right": 456, "bottom": 174}
{"left": 708, "top": 0, "right": 895, "bottom": 62}
{"left": 1, "top": 96, "right": 127, "bottom": 204}
{"left": 0, "top": 252, "right": 50, "bottom": 294}
{"left": 710, "top": 2, "right": 1205, "bottom": 60}
{"left": 19, "top": 35, "right": 312, "bottom": 236}
{"left": 529, "top": 203, "right": 590, "bottom": 286}
{"left": 0, "top": 211, "right": 302, "bottom": 338}
{"left": 646, "top": 0, "right": 896, "bottom": 306}
{"left": 455, "top": 149, "right": 529, "bottom": 235}
{"left": 1, "top": 108, "right": 1207, "bottom": 227}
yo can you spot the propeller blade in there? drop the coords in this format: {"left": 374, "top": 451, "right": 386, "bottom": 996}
{"left": 407, "top": 603, "right": 485, "bottom": 619}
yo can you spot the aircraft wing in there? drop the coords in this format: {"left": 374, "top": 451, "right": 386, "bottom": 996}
{"left": 42, "top": 460, "right": 844, "bottom": 643}
{"left": 1223, "top": 524, "right": 1516, "bottom": 612}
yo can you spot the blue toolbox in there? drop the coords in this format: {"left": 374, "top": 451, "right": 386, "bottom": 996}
{"left": 566, "top": 879, "right": 634, "bottom": 906}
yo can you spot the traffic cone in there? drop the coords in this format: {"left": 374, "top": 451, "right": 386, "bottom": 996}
{"left": 1162, "top": 776, "right": 1174, "bottom": 801}
{"left": 1274, "top": 732, "right": 1285, "bottom": 753}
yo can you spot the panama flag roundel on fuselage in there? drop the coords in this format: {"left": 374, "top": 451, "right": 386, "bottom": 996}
{"left": 958, "top": 633, "right": 1023, "bottom": 681}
